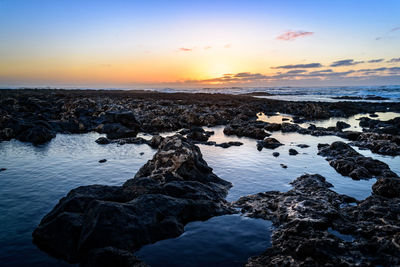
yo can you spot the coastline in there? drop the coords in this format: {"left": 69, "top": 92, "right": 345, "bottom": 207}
{"left": 1, "top": 89, "right": 400, "bottom": 266}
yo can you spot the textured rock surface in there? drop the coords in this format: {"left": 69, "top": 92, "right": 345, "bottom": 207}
{"left": 235, "top": 174, "right": 400, "bottom": 266}
{"left": 33, "top": 135, "right": 233, "bottom": 265}
{"left": 318, "top": 141, "right": 398, "bottom": 180}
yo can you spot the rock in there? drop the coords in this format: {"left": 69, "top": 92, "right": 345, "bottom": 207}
{"left": 33, "top": 135, "right": 233, "bottom": 265}
{"left": 0, "top": 168, "right": 6, "bottom": 172}
{"left": 280, "top": 164, "right": 287, "bottom": 169}
{"left": 17, "top": 125, "right": 56, "bottom": 145}
{"left": 297, "top": 144, "right": 309, "bottom": 148}
{"left": 351, "top": 132, "right": 400, "bottom": 156}
{"left": 105, "top": 111, "right": 141, "bottom": 129}
{"left": 272, "top": 152, "right": 280, "bottom": 157}
{"left": 215, "top": 141, "right": 243, "bottom": 148}
{"left": 100, "top": 123, "right": 139, "bottom": 140}
{"left": 186, "top": 127, "right": 211, "bottom": 142}
{"left": 281, "top": 123, "right": 300, "bottom": 132}
{"left": 224, "top": 123, "right": 270, "bottom": 140}
{"left": 336, "top": 121, "right": 351, "bottom": 130}
{"left": 257, "top": 137, "right": 283, "bottom": 150}
{"left": 288, "top": 148, "right": 298, "bottom": 155}
{"left": 147, "top": 134, "right": 164, "bottom": 149}
{"left": 95, "top": 137, "right": 110, "bottom": 144}
{"left": 338, "top": 131, "right": 361, "bottom": 141}
{"left": 372, "top": 177, "right": 400, "bottom": 198}
{"left": 234, "top": 174, "right": 400, "bottom": 266}
{"left": 99, "top": 159, "right": 107, "bottom": 163}
{"left": 318, "top": 141, "right": 398, "bottom": 181}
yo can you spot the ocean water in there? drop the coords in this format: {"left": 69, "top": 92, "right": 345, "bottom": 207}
{"left": 152, "top": 85, "right": 400, "bottom": 102}
{"left": 0, "top": 113, "right": 399, "bottom": 266}
{"left": 4, "top": 85, "right": 400, "bottom": 102}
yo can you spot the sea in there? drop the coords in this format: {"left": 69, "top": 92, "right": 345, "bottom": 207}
{"left": 0, "top": 86, "right": 399, "bottom": 266}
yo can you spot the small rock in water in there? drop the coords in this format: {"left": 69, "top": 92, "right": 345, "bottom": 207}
{"left": 99, "top": 159, "right": 107, "bottom": 163}
{"left": 282, "top": 118, "right": 290, "bottom": 121}
{"left": 139, "top": 152, "right": 144, "bottom": 156}
{"left": 280, "top": 164, "right": 287, "bottom": 169}
{"left": 369, "top": 113, "right": 379, "bottom": 118}
{"left": 0, "top": 168, "right": 6, "bottom": 172}
{"left": 289, "top": 148, "right": 298, "bottom": 155}
{"left": 297, "top": 144, "right": 309, "bottom": 148}
{"left": 95, "top": 137, "right": 110, "bottom": 144}
{"left": 272, "top": 152, "right": 280, "bottom": 157}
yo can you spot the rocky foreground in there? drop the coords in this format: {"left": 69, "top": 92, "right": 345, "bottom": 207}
{"left": 1, "top": 89, "right": 399, "bottom": 266}
{"left": 33, "top": 134, "right": 233, "bottom": 266}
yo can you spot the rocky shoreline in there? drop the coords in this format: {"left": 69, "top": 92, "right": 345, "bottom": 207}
{"left": 1, "top": 89, "right": 399, "bottom": 266}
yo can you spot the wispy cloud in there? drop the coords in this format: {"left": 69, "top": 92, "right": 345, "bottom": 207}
{"left": 272, "top": 63, "right": 322, "bottom": 69}
{"left": 276, "top": 30, "right": 314, "bottom": 41}
{"left": 367, "top": 58, "right": 384, "bottom": 63}
{"left": 388, "top": 57, "right": 400, "bottom": 63}
{"left": 330, "top": 59, "right": 364, "bottom": 67}
{"left": 376, "top": 26, "right": 400, "bottom": 40}
{"left": 178, "top": 47, "right": 193, "bottom": 52}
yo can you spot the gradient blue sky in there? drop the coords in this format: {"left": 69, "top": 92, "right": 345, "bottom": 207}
{"left": 0, "top": 0, "right": 399, "bottom": 87}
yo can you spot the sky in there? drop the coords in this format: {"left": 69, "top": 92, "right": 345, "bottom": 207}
{"left": 0, "top": 0, "right": 400, "bottom": 88}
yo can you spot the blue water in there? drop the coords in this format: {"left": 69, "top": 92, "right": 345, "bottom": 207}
{"left": 0, "top": 113, "right": 399, "bottom": 266}
{"left": 136, "top": 214, "right": 273, "bottom": 267}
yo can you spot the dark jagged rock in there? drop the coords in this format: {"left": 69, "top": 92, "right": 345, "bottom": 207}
{"left": 257, "top": 137, "right": 283, "bottom": 151}
{"left": 288, "top": 148, "right": 298, "bottom": 155}
{"left": 318, "top": 141, "right": 398, "bottom": 180}
{"left": 272, "top": 152, "right": 280, "bottom": 157}
{"left": 235, "top": 174, "right": 400, "bottom": 266}
{"left": 98, "top": 159, "right": 107, "bottom": 163}
{"left": 224, "top": 121, "right": 270, "bottom": 140}
{"left": 215, "top": 141, "right": 243, "bottom": 148}
{"left": 33, "top": 135, "right": 233, "bottom": 265}
{"left": 281, "top": 123, "right": 300, "bottom": 132}
{"left": 0, "top": 168, "right": 7, "bottom": 172}
{"left": 186, "top": 127, "right": 213, "bottom": 142}
{"left": 147, "top": 135, "right": 164, "bottom": 149}
{"left": 336, "top": 121, "right": 351, "bottom": 130}
{"left": 95, "top": 137, "right": 110, "bottom": 144}
{"left": 97, "top": 123, "right": 139, "bottom": 139}
{"left": 17, "top": 125, "right": 56, "bottom": 145}
{"left": 351, "top": 132, "right": 400, "bottom": 156}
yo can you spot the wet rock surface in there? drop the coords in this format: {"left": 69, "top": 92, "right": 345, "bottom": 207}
{"left": 235, "top": 174, "right": 400, "bottom": 266}
{"left": 257, "top": 137, "right": 284, "bottom": 150}
{"left": 32, "top": 135, "right": 233, "bottom": 265}
{"left": 318, "top": 141, "right": 398, "bottom": 180}
{"left": 2, "top": 89, "right": 399, "bottom": 145}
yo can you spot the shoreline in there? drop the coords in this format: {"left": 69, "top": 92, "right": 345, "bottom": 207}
{"left": 1, "top": 89, "right": 400, "bottom": 266}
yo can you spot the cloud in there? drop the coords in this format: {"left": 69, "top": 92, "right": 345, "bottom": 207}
{"left": 367, "top": 59, "right": 384, "bottom": 63}
{"left": 388, "top": 57, "right": 400, "bottom": 63}
{"left": 224, "top": 44, "right": 231, "bottom": 48}
{"left": 272, "top": 63, "right": 322, "bottom": 69}
{"left": 376, "top": 26, "right": 400, "bottom": 40}
{"left": 178, "top": 47, "right": 193, "bottom": 52}
{"left": 330, "top": 59, "right": 364, "bottom": 67}
{"left": 276, "top": 30, "right": 314, "bottom": 41}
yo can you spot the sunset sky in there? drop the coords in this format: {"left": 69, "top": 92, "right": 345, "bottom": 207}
{"left": 1, "top": 0, "right": 400, "bottom": 88}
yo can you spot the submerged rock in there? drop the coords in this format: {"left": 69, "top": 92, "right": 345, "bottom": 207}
{"left": 33, "top": 135, "right": 233, "bottom": 265}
